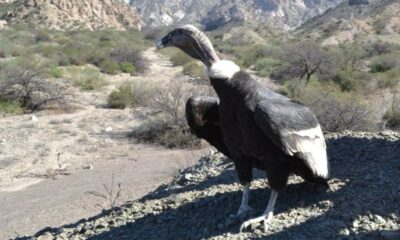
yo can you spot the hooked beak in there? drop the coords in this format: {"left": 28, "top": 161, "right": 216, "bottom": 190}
{"left": 156, "top": 39, "right": 165, "bottom": 49}
{"left": 156, "top": 34, "right": 170, "bottom": 49}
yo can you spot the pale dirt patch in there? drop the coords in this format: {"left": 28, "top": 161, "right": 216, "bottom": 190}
{"left": 0, "top": 47, "right": 207, "bottom": 239}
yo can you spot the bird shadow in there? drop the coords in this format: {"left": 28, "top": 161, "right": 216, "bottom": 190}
{"left": 26, "top": 136, "right": 400, "bottom": 240}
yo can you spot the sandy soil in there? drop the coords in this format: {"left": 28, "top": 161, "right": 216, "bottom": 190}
{"left": 0, "top": 48, "right": 207, "bottom": 239}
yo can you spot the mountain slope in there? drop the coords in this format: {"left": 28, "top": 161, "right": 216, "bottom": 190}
{"left": 296, "top": 0, "right": 400, "bottom": 44}
{"left": 129, "top": 0, "right": 220, "bottom": 27}
{"left": 130, "top": 0, "right": 345, "bottom": 30}
{"left": 0, "top": 0, "right": 142, "bottom": 30}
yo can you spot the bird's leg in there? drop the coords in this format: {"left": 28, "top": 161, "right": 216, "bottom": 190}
{"left": 236, "top": 183, "right": 252, "bottom": 216}
{"left": 240, "top": 190, "right": 278, "bottom": 232}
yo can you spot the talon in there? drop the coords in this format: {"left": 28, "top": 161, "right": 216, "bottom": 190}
{"left": 239, "top": 216, "right": 266, "bottom": 232}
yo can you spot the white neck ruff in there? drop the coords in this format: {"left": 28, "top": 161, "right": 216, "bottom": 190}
{"left": 207, "top": 60, "right": 240, "bottom": 79}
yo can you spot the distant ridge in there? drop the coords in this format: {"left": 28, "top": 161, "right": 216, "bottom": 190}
{"left": 130, "top": 0, "right": 345, "bottom": 31}
{"left": 0, "top": 0, "right": 143, "bottom": 30}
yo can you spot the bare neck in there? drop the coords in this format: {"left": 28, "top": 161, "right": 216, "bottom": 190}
{"left": 187, "top": 33, "right": 220, "bottom": 68}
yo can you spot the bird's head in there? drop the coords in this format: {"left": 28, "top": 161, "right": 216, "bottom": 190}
{"left": 156, "top": 25, "right": 220, "bottom": 67}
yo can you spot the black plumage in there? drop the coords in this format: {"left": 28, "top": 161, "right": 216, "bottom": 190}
{"left": 157, "top": 25, "right": 329, "bottom": 232}
{"left": 185, "top": 96, "right": 231, "bottom": 158}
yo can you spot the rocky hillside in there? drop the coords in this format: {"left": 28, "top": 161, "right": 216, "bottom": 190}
{"left": 130, "top": 0, "right": 345, "bottom": 30}
{"left": 0, "top": 0, "right": 142, "bottom": 30}
{"left": 129, "top": 0, "right": 220, "bottom": 28}
{"left": 27, "top": 132, "right": 399, "bottom": 240}
{"left": 297, "top": 0, "right": 400, "bottom": 44}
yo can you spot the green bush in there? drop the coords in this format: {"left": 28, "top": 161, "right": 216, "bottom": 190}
{"left": 99, "top": 59, "right": 121, "bottom": 75}
{"left": 107, "top": 84, "right": 133, "bottom": 109}
{"left": 171, "top": 51, "right": 193, "bottom": 66}
{"left": 284, "top": 82, "right": 375, "bottom": 132}
{"left": 47, "top": 67, "right": 64, "bottom": 78}
{"left": 332, "top": 72, "right": 357, "bottom": 92}
{"left": 165, "top": 50, "right": 193, "bottom": 66}
{"left": 182, "top": 62, "right": 205, "bottom": 80}
{"left": 383, "top": 95, "right": 400, "bottom": 130}
{"left": 371, "top": 54, "right": 400, "bottom": 73}
{"left": 107, "top": 80, "right": 155, "bottom": 109}
{"left": 0, "top": 100, "right": 23, "bottom": 116}
{"left": 35, "top": 31, "right": 53, "bottom": 42}
{"left": 67, "top": 67, "right": 107, "bottom": 91}
{"left": 255, "top": 57, "right": 281, "bottom": 77}
{"left": 377, "top": 69, "right": 400, "bottom": 89}
{"left": 236, "top": 44, "right": 282, "bottom": 67}
{"left": 120, "top": 62, "right": 136, "bottom": 75}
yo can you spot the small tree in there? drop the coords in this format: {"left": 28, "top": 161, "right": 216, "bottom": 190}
{"left": 278, "top": 40, "right": 336, "bottom": 84}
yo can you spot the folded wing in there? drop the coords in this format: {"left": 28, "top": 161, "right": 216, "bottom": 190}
{"left": 254, "top": 100, "right": 328, "bottom": 178}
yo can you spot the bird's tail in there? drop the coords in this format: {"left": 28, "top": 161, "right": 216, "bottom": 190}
{"left": 293, "top": 154, "right": 330, "bottom": 187}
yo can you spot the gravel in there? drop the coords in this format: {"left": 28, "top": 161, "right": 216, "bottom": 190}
{"left": 18, "top": 132, "right": 400, "bottom": 240}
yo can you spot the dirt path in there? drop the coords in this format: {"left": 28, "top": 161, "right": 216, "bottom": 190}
{"left": 0, "top": 48, "right": 206, "bottom": 239}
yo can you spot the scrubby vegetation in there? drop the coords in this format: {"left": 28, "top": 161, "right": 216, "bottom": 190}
{"left": 0, "top": 25, "right": 148, "bottom": 115}
{"left": 2, "top": 23, "right": 400, "bottom": 145}
{"left": 209, "top": 25, "right": 400, "bottom": 132}
{"left": 132, "top": 80, "right": 214, "bottom": 148}
{"left": 107, "top": 80, "right": 155, "bottom": 109}
{"left": 0, "top": 59, "right": 70, "bottom": 112}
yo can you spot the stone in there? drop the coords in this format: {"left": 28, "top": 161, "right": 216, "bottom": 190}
{"left": 37, "top": 233, "right": 54, "bottom": 240}
{"left": 83, "top": 164, "right": 93, "bottom": 170}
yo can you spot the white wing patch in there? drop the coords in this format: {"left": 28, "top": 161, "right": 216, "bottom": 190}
{"left": 282, "top": 124, "right": 328, "bottom": 178}
{"left": 207, "top": 60, "right": 240, "bottom": 79}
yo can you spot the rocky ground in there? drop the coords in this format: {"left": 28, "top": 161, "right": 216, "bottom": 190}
{"left": 25, "top": 131, "right": 400, "bottom": 240}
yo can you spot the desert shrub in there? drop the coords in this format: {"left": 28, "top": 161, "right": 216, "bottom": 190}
{"left": 383, "top": 95, "right": 400, "bottom": 130}
{"left": 34, "top": 44, "right": 59, "bottom": 58}
{"left": 371, "top": 62, "right": 391, "bottom": 73}
{"left": 132, "top": 117, "right": 200, "bottom": 149}
{"left": 120, "top": 62, "right": 136, "bottom": 75}
{"left": 35, "top": 31, "right": 53, "bottom": 42}
{"left": 182, "top": 62, "right": 205, "bottom": 81}
{"left": 61, "top": 43, "right": 88, "bottom": 66}
{"left": 370, "top": 54, "right": 400, "bottom": 73}
{"left": 98, "top": 59, "right": 120, "bottom": 75}
{"left": 0, "top": 36, "right": 11, "bottom": 58}
{"left": 110, "top": 49, "right": 147, "bottom": 73}
{"left": 67, "top": 67, "right": 107, "bottom": 91}
{"left": 47, "top": 67, "right": 64, "bottom": 78}
{"left": 107, "top": 80, "right": 155, "bottom": 109}
{"left": 365, "top": 41, "right": 400, "bottom": 57}
{"left": 284, "top": 82, "right": 374, "bottom": 132}
{"left": 158, "top": 48, "right": 194, "bottom": 66}
{"left": 332, "top": 71, "right": 357, "bottom": 92}
{"left": 170, "top": 51, "right": 194, "bottom": 66}
{"left": 214, "top": 42, "right": 236, "bottom": 55}
{"left": 0, "top": 62, "right": 70, "bottom": 111}
{"left": 0, "top": 100, "right": 23, "bottom": 116}
{"left": 236, "top": 44, "right": 283, "bottom": 67}
{"left": 255, "top": 57, "right": 281, "bottom": 77}
{"left": 133, "top": 80, "right": 213, "bottom": 148}
{"left": 377, "top": 69, "right": 400, "bottom": 89}
{"left": 142, "top": 27, "right": 166, "bottom": 41}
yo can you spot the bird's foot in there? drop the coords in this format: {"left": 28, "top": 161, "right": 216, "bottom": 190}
{"left": 240, "top": 214, "right": 272, "bottom": 233}
{"left": 236, "top": 204, "right": 253, "bottom": 217}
